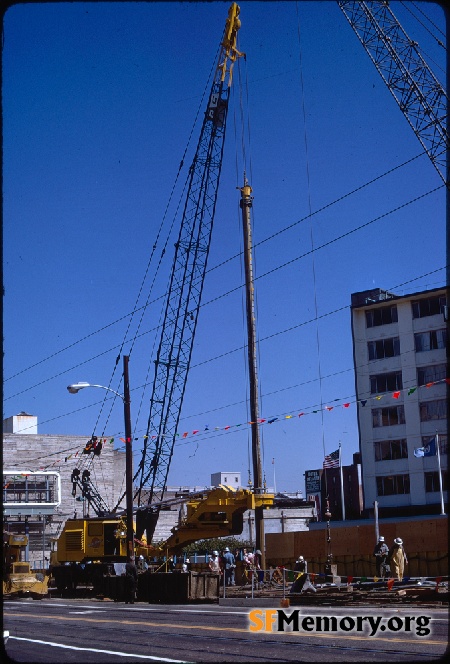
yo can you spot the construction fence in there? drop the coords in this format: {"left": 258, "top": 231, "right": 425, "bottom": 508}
{"left": 265, "top": 517, "right": 448, "bottom": 578}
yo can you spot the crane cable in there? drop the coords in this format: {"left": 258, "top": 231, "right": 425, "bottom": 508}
{"left": 70, "top": 45, "right": 222, "bottom": 508}
{"left": 295, "top": 1, "right": 329, "bottom": 494}
{"left": 92, "top": 46, "right": 222, "bottom": 441}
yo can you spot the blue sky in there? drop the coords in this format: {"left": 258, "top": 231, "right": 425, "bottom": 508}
{"left": 3, "top": 1, "right": 447, "bottom": 497}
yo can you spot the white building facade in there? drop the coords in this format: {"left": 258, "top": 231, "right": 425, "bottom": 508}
{"left": 351, "top": 287, "right": 448, "bottom": 516}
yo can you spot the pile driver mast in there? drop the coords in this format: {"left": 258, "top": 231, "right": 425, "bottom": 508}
{"left": 338, "top": 0, "right": 448, "bottom": 186}
{"left": 132, "top": 3, "right": 244, "bottom": 541}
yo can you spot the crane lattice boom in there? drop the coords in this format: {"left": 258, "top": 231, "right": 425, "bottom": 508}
{"left": 132, "top": 4, "right": 243, "bottom": 541}
{"left": 338, "top": 0, "right": 448, "bottom": 186}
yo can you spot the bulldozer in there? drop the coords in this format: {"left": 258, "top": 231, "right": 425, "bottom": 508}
{"left": 3, "top": 532, "right": 49, "bottom": 599}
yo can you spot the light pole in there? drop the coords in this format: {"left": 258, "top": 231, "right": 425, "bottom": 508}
{"left": 67, "top": 355, "right": 135, "bottom": 563}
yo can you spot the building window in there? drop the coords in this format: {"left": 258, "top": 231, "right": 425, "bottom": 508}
{"left": 424, "top": 471, "right": 448, "bottom": 493}
{"left": 375, "top": 439, "right": 408, "bottom": 461}
{"left": 419, "top": 399, "right": 447, "bottom": 422}
{"left": 376, "top": 474, "right": 410, "bottom": 496}
{"left": 372, "top": 406, "right": 405, "bottom": 427}
{"left": 368, "top": 337, "right": 400, "bottom": 360}
{"left": 370, "top": 371, "right": 403, "bottom": 394}
{"left": 366, "top": 305, "right": 398, "bottom": 328}
{"left": 412, "top": 296, "right": 446, "bottom": 319}
{"left": 417, "top": 364, "right": 447, "bottom": 386}
{"left": 414, "top": 329, "right": 447, "bottom": 352}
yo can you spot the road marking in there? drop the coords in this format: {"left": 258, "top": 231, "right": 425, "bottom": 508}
{"left": 8, "top": 636, "right": 190, "bottom": 662}
{"left": 5, "top": 612, "right": 446, "bottom": 647}
{"left": 69, "top": 610, "right": 106, "bottom": 614}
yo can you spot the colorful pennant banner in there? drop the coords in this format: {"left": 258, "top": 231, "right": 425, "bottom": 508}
{"left": 23, "top": 377, "right": 448, "bottom": 471}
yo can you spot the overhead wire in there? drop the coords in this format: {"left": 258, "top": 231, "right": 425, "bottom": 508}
{"left": 5, "top": 10, "right": 446, "bottom": 498}
{"left": 4, "top": 150, "right": 437, "bottom": 390}
{"left": 4, "top": 180, "right": 444, "bottom": 404}
{"left": 294, "top": 0, "right": 328, "bottom": 470}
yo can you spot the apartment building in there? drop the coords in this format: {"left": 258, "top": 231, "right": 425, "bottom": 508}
{"left": 351, "top": 286, "right": 448, "bottom": 517}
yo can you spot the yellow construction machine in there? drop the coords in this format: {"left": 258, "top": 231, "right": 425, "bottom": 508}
{"left": 3, "top": 533, "right": 49, "bottom": 599}
{"left": 50, "top": 486, "right": 273, "bottom": 591}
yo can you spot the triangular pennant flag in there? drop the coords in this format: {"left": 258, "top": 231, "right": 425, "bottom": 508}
{"left": 183, "top": 432, "right": 188, "bottom": 438}
{"left": 426, "top": 382, "right": 435, "bottom": 388}
{"left": 373, "top": 576, "right": 379, "bottom": 582}
{"left": 192, "top": 430, "right": 199, "bottom": 435}
{"left": 347, "top": 575, "right": 353, "bottom": 584}
{"left": 343, "top": 403, "right": 350, "bottom": 408}
{"left": 407, "top": 388, "right": 417, "bottom": 395}
{"left": 361, "top": 400, "right": 367, "bottom": 407}
{"left": 392, "top": 391, "right": 401, "bottom": 399}
{"left": 268, "top": 418, "right": 278, "bottom": 424}
{"left": 298, "top": 412, "right": 304, "bottom": 417}
{"left": 285, "top": 415, "right": 293, "bottom": 419}
{"left": 224, "top": 426, "right": 230, "bottom": 430}
{"left": 387, "top": 578, "right": 395, "bottom": 591}
{"left": 325, "top": 406, "right": 333, "bottom": 411}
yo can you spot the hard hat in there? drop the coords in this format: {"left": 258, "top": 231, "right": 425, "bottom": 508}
{"left": 297, "top": 556, "right": 304, "bottom": 561}
{"left": 255, "top": 549, "right": 262, "bottom": 555}
{"left": 394, "top": 537, "right": 403, "bottom": 545}
{"left": 378, "top": 536, "right": 384, "bottom": 542}
{"left": 139, "top": 555, "right": 144, "bottom": 559}
{"left": 213, "top": 551, "right": 219, "bottom": 556}
{"left": 224, "top": 547, "right": 230, "bottom": 552}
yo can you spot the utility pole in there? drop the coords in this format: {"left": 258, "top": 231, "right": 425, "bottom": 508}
{"left": 123, "top": 355, "right": 134, "bottom": 563}
{"left": 239, "top": 175, "right": 265, "bottom": 570}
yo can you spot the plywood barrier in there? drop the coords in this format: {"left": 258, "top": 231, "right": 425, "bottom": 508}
{"left": 266, "top": 517, "right": 448, "bottom": 578}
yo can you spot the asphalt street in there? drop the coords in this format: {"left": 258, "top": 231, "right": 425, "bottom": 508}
{"left": 3, "top": 598, "right": 448, "bottom": 663}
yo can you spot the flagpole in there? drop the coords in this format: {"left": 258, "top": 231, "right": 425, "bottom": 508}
{"left": 436, "top": 434, "right": 445, "bottom": 515}
{"left": 272, "top": 458, "right": 277, "bottom": 494}
{"left": 339, "top": 442, "right": 345, "bottom": 521}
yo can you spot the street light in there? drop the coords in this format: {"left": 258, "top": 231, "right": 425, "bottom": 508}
{"left": 67, "top": 355, "right": 135, "bottom": 563}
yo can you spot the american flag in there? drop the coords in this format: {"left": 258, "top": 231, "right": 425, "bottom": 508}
{"left": 323, "top": 449, "right": 340, "bottom": 468}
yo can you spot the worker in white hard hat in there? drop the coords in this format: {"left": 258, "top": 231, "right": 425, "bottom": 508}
{"left": 389, "top": 538, "right": 408, "bottom": 581}
{"left": 222, "top": 547, "right": 236, "bottom": 586}
{"left": 137, "top": 555, "right": 148, "bottom": 571}
{"left": 208, "top": 550, "right": 221, "bottom": 574}
{"left": 294, "top": 556, "right": 307, "bottom": 574}
{"left": 373, "top": 536, "right": 389, "bottom": 578}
